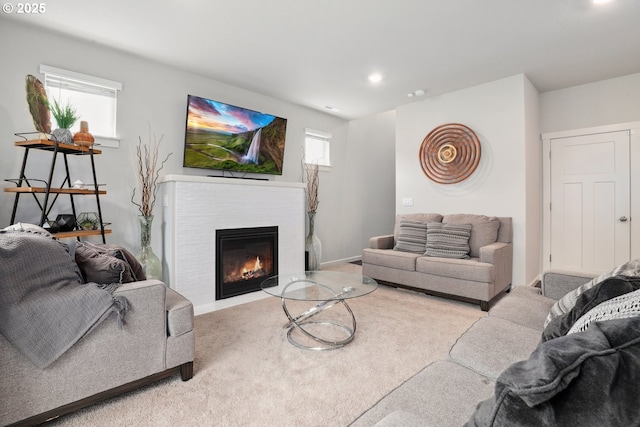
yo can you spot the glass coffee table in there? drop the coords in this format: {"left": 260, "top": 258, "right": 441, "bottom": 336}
{"left": 261, "top": 271, "right": 378, "bottom": 351}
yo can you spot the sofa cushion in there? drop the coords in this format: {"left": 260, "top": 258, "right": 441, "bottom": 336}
{"left": 450, "top": 317, "right": 541, "bottom": 380}
{"left": 544, "top": 258, "right": 640, "bottom": 327}
{"left": 75, "top": 242, "right": 146, "bottom": 284}
{"left": 362, "top": 248, "right": 420, "bottom": 272}
{"left": 393, "top": 213, "right": 443, "bottom": 243}
{"left": 393, "top": 220, "right": 428, "bottom": 253}
{"left": 416, "top": 257, "right": 494, "bottom": 283}
{"left": 442, "top": 214, "right": 499, "bottom": 258}
{"left": 542, "top": 275, "right": 640, "bottom": 341}
{"left": 371, "top": 410, "right": 428, "bottom": 427}
{"left": 352, "top": 360, "right": 495, "bottom": 427}
{"left": 424, "top": 222, "right": 472, "bottom": 259}
{"left": 489, "top": 287, "right": 555, "bottom": 330}
{"left": 466, "top": 317, "right": 640, "bottom": 426}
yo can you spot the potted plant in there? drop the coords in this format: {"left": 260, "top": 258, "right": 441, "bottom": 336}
{"left": 49, "top": 99, "right": 79, "bottom": 144}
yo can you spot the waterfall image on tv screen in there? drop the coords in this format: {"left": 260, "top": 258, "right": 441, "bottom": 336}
{"left": 183, "top": 95, "right": 287, "bottom": 175}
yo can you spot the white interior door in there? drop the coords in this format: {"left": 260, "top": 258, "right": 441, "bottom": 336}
{"left": 550, "top": 131, "right": 630, "bottom": 274}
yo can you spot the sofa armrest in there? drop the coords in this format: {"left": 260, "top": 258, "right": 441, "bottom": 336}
{"left": 114, "top": 279, "right": 167, "bottom": 307}
{"left": 479, "top": 242, "right": 510, "bottom": 264}
{"left": 166, "top": 287, "right": 194, "bottom": 337}
{"left": 480, "top": 242, "right": 513, "bottom": 289}
{"left": 541, "top": 270, "right": 598, "bottom": 300}
{"left": 369, "top": 234, "right": 394, "bottom": 249}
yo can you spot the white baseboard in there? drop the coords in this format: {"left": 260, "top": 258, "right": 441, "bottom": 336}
{"left": 321, "top": 255, "right": 362, "bottom": 267}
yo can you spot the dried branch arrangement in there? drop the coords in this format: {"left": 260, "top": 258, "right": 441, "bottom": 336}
{"left": 304, "top": 162, "right": 319, "bottom": 213}
{"left": 131, "top": 133, "right": 172, "bottom": 217}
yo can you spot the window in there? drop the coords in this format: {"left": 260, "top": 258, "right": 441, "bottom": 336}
{"left": 39, "top": 65, "right": 122, "bottom": 148}
{"left": 304, "top": 128, "right": 331, "bottom": 170}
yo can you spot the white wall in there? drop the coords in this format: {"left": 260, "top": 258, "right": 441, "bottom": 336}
{"left": 395, "top": 74, "right": 541, "bottom": 286}
{"left": 0, "top": 18, "right": 360, "bottom": 263}
{"left": 523, "top": 77, "right": 542, "bottom": 283}
{"left": 540, "top": 72, "right": 640, "bottom": 133}
{"left": 307, "top": 110, "right": 396, "bottom": 264}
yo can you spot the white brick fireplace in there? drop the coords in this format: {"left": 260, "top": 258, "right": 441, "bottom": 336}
{"left": 160, "top": 175, "right": 306, "bottom": 314}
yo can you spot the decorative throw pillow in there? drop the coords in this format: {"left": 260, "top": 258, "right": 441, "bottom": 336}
{"left": 393, "top": 220, "right": 428, "bottom": 253}
{"left": 568, "top": 288, "right": 640, "bottom": 335}
{"left": 393, "top": 213, "right": 443, "bottom": 243}
{"left": 75, "top": 242, "right": 145, "bottom": 284}
{"left": 542, "top": 275, "right": 640, "bottom": 342}
{"left": 424, "top": 222, "right": 472, "bottom": 259}
{"left": 3, "top": 222, "right": 51, "bottom": 236}
{"left": 441, "top": 214, "right": 500, "bottom": 258}
{"left": 544, "top": 258, "right": 640, "bottom": 327}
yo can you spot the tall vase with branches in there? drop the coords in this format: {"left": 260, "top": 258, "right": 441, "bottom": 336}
{"left": 132, "top": 132, "right": 172, "bottom": 280}
{"left": 304, "top": 162, "right": 321, "bottom": 270}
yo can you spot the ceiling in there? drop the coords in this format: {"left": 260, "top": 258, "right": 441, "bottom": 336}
{"left": 5, "top": 0, "right": 640, "bottom": 120}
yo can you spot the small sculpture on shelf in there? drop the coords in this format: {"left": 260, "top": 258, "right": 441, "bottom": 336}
{"left": 49, "top": 99, "right": 79, "bottom": 145}
{"left": 77, "top": 212, "right": 100, "bottom": 230}
{"left": 25, "top": 74, "right": 51, "bottom": 134}
{"left": 54, "top": 214, "right": 76, "bottom": 232}
{"left": 73, "top": 121, "right": 95, "bottom": 147}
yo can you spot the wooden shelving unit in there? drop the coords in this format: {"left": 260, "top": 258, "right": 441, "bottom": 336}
{"left": 4, "top": 136, "right": 110, "bottom": 242}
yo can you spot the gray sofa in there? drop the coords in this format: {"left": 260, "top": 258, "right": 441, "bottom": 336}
{"left": 351, "top": 267, "right": 640, "bottom": 426}
{"left": 0, "top": 226, "right": 195, "bottom": 427}
{"left": 362, "top": 214, "right": 513, "bottom": 311}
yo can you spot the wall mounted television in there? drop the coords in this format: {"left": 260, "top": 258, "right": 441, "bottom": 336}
{"left": 183, "top": 95, "right": 288, "bottom": 175}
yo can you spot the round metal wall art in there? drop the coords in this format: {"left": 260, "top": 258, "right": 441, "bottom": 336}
{"left": 419, "top": 123, "right": 481, "bottom": 184}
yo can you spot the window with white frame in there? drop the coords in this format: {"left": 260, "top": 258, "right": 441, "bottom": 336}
{"left": 39, "top": 65, "right": 122, "bottom": 147}
{"left": 304, "top": 128, "right": 331, "bottom": 169}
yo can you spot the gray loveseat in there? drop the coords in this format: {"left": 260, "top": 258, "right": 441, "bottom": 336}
{"left": 0, "top": 225, "right": 195, "bottom": 427}
{"left": 351, "top": 266, "right": 640, "bottom": 426}
{"left": 362, "top": 213, "right": 513, "bottom": 311}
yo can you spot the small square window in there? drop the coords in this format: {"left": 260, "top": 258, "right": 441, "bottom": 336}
{"left": 304, "top": 128, "right": 331, "bottom": 170}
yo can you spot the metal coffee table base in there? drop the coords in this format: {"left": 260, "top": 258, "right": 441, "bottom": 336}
{"left": 280, "top": 283, "right": 357, "bottom": 351}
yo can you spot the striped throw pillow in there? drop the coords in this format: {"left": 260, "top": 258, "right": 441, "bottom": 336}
{"left": 425, "top": 222, "right": 472, "bottom": 259}
{"left": 393, "top": 220, "right": 428, "bottom": 253}
{"left": 544, "top": 258, "right": 640, "bottom": 328}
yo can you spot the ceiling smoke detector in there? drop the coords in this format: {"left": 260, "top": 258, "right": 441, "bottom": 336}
{"left": 408, "top": 89, "right": 426, "bottom": 98}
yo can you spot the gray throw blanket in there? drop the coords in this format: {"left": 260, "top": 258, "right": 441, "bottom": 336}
{"left": 466, "top": 316, "right": 640, "bottom": 426}
{"left": 0, "top": 228, "right": 128, "bottom": 368}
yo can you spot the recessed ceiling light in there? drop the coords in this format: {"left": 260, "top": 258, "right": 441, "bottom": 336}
{"left": 368, "top": 73, "right": 383, "bottom": 84}
{"left": 592, "top": 0, "right": 613, "bottom": 4}
{"left": 324, "top": 105, "right": 341, "bottom": 112}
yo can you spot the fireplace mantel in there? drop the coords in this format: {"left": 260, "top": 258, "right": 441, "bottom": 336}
{"left": 160, "top": 175, "right": 306, "bottom": 314}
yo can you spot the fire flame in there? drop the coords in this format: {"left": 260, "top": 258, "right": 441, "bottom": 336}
{"left": 241, "top": 256, "right": 263, "bottom": 280}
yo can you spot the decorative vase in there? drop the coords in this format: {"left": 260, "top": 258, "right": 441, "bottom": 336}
{"left": 73, "top": 121, "right": 95, "bottom": 147}
{"left": 136, "top": 215, "right": 162, "bottom": 280}
{"left": 305, "top": 211, "right": 322, "bottom": 271}
{"left": 51, "top": 128, "right": 74, "bottom": 144}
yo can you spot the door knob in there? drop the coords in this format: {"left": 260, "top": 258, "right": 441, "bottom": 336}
{"left": 619, "top": 216, "right": 628, "bottom": 222}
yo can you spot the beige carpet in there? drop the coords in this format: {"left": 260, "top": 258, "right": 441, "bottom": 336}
{"left": 51, "top": 264, "right": 485, "bottom": 427}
